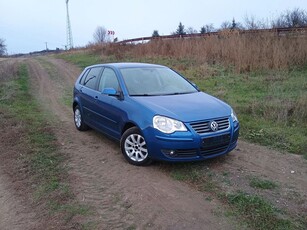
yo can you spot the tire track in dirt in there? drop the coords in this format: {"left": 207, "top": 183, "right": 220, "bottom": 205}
{"left": 0, "top": 173, "right": 37, "bottom": 230}
{"left": 26, "top": 57, "right": 234, "bottom": 229}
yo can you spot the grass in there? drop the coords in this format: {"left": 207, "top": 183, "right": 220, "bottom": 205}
{"left": 0, "top": 63, "right": 89, "bottom": 225}
{"left": 56, "top": 50, "right": 307, "bottom": 158}
{"left": 57, "top": 50, "right": 102, "bottom": 69}
{"left": 227, "top": 191, "right": 293, "bottom": 230}
{"left": 249, "top": 177, "right": 279, "bottom": 190}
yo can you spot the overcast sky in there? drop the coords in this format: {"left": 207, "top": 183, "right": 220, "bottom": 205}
{"left": 1, "top": 0, "right": 306, "bottom": 54}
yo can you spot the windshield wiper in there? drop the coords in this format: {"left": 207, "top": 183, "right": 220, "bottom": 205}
{"left": 129, "top": 94, "right": 152, "bottom": 96}
{"left": 163, "top": 92, "right": 194, "bottom": 96}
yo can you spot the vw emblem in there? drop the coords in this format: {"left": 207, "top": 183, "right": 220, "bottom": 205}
{"left": 210, "top": 121, "right": 219, "bottom": 132}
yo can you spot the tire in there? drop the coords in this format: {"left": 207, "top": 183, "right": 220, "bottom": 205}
{"left": 120, "top": 127, "right": 152, "bottom": 166}
{"left": 73, "top": 105, "right": 89, "bottom": 131}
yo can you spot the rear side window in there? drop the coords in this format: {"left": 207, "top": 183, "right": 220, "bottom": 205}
{"left": 80, "top": 67, "right": 102, "bottom": 90}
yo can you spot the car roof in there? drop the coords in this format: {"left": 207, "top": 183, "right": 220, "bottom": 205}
{"left": 86, "top": 62, "right": 166, "bottom": 69}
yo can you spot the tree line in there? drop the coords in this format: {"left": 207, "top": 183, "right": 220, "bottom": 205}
{"left": 91, "top": 8, "right": 307, "bottom": 45}
{"left": 158, "top": 8, "right": 307, "bottom": 36}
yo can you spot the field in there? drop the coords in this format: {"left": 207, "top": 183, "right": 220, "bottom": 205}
{"left": 0, "top": 33, "right": 306, "bottom": 229}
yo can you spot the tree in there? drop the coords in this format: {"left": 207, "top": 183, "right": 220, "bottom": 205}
{"left": 231, "top": 18, "right": 244, "bottom": 29}
{"left": 231, "top": 18, "right": 237, "bottom": 29}
{"left": 200, "top": 24, "right": 215, "bottom": 34}
{"left": 174, "top": 22, "right": 186, "bottom": 35}
{"left": 220, "top": 21, "right": 232, "bottom": 30}
{"left": 152, "top": 30, "right": 160, "bottom": 37}
{"left": 272, "top": 8, "right": 307, "bottom": 28}
{"left": 0, "top": 38, "right": 6, "bottom": 56}
{"left": 220, "top": 18, "right": 244, "bottom": 30}
{"left": 186, "top": 27, "right": 197, "bottom": 34}
{"left": 93, "top": 26, "right": 109, "bottom": 44}
{"left": 244, "top": 15, "right": 263, "bottom": 29}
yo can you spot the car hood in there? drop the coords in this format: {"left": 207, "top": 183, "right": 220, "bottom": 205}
{"left": 131, "top": 92, "right": 231, "bottom": 122}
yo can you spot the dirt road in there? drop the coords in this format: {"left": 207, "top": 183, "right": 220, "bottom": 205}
{"left": 1, "top": 56, "right": 306, "bottom": 229}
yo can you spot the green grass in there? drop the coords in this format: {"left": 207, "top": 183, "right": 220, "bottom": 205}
{"left": 0, "top": 63, "right": 89, "bottom": 224}
{"left": 48, "top": 201, "right": 90, "bottom": 221}
{"left": 62, "top": 88, "right": 73, "bottom": 107}
{"left": 249, "top": 177, "right": 279, "bottom": 190}
{"left": 57, "top": 52, "right": 102, "bottom": 69}
{"left": 227, "top": 191, "right": 294, "bottom": 230}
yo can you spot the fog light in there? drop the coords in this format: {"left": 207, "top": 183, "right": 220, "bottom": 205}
{"left": 162, "top": 149, "right": 177, "bottom": 157}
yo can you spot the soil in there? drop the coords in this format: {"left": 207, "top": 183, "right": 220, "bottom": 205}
{"left": 0, "top": 56, "right": 306, "bottom": 229}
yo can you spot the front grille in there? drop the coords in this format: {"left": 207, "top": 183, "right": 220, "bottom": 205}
{"left": 190, "top": 118, "right": 229, "bottom": 134}
{"left": 201, "top": 133, "right": 231, "bottom": 156}
{"left": 200, "top": 145, "right": 229, "bottom": 156}
{"left": 162, "top": 149, "right": 197, "bottom": 158}
{"left": 175, "top": 149, "right": 198, "bottom": 157}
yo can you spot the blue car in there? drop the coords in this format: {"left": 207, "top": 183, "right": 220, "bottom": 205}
{"left": 73, "top": 63, "right": 239, "bottom": 166}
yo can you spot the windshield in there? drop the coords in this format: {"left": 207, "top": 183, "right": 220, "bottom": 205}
{"left": 120, "top": 67, "right": 198, "bottom": 96}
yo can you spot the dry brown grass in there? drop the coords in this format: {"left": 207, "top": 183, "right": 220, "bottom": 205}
{"left": 0, "top": 59, "right": 18, "bottom": 82}
{"left": 92, "top": 31, "right": 307, "bottom": 72}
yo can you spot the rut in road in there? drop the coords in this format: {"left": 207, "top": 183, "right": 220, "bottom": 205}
{"left": 26, "top": 57, "right": 233, "bottom": 229}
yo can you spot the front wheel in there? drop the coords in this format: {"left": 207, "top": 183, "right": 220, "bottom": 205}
{"left": 120, "top": 127, "right": 152, "bottom": 166}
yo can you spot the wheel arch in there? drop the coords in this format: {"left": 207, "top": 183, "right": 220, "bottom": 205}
{"left": 73, "top": 101, "right": 78, "bottom": 110}
{"left": 121, "top": 122, "right": 137, "bottom": 136}
{"left": 72, "top": 96, "right": 82, "bottom": 111}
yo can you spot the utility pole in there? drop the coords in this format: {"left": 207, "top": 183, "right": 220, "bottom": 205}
{"left": 66, "top": 0, "right": 73, "bottom": 49}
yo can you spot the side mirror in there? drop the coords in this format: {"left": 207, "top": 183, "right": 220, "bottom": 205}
{"left": 101, "top": 88, "right": 124, "bottom": 100}
{"left": 102, "top": 88, "right": 117, "bottom": 96}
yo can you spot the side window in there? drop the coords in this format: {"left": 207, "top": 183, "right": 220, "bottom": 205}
{"left": 98, "top": 68, "right": 119, "bottom": 91}
{"left": 82, "top": 67, "right": 102, "bottom": 90}
{"left": 79, "top": 69, "right": 90, "bottom": 85}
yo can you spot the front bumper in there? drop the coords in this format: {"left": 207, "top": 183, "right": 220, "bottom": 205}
{"left": 144, "top": 124, "right": 240, "bottom": 162}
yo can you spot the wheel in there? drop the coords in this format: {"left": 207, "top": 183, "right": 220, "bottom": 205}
{"left": 120, "top": 127, "right": 152, "bottom": 166}
{"left": 73, "top": 105, "right": 89, "bottom": 131}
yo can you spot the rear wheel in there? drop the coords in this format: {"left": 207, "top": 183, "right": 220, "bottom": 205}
{"left": 120, "top": 127, "right": 152, "bottom": 166}
{"left": 73, "top": 105, "right": 89, "bottom": 131}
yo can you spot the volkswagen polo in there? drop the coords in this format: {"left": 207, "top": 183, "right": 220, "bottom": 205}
{"left": 73, "top": 63, "right": 239, "bottom": 166}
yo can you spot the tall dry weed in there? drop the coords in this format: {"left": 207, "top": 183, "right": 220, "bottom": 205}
{"left": 97, "top": 31, "right": 307, "bottom": 72}
{"left": 0, "top": 60, "right": 18, "bottom": 82}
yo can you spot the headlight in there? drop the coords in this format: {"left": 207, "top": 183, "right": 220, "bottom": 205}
{"left": 153, "top": 115, "right": 187, "bottom": 134}
{"left": 231, "top": 110, "right": 238, "bottom": 123}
